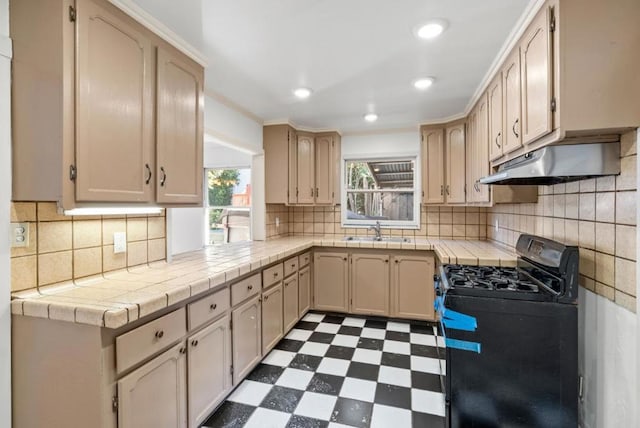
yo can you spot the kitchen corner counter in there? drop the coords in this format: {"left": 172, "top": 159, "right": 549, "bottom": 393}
{"left": 10, "top": 236, "right": 516, "bottom": 329}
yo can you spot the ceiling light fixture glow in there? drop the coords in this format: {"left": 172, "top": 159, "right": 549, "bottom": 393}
{"left": 364, "top": 113, "right": 378, "bottom": 123}
{"left": 413, "top": 77, "right": 435, "bottom": 90}
{"left": 293, "top": 87, "right": 313, "bottom": 99}
{"left": 415, "top": 20, "right": 447, "bottom": 40}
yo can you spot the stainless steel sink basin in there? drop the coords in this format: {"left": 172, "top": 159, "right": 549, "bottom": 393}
{"left": 343, "top": 236, "right": 411, "bottom": 243}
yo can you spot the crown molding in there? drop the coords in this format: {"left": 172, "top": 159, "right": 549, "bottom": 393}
{"left": 204, "top": 90, "right": 264, "bottom": 125}
{"left": 108, "top": 0, "right": 208, "bottom": 67}
{"left": 263, "top": 119, "right": 342, "bottom": 135}
{"left": 0, "top": 35, "right": 12, "bottom": 59}
{"left": 462, "top": 0, "right": 546, "bottom": 115}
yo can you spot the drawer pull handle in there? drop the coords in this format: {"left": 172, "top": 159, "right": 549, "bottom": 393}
{"left": 210, "top": 303, "right": 217, "bottom": 311}
{"left": 155, "top": 330, "right": 164, "bottom": 339}
{"left": 248, "top": 285, "right": 253, "bottom": 291}
{"left": 291, "top": 264, "right": 296, "bottom": 268}
{"left": 191, "top": 340, "right": 199, "bottom": 347}
{"left": 273, "top": 272, "right": 278, "bottom": 277}
{"left": 179, "top": 347, "right": 186, "bottom": 354}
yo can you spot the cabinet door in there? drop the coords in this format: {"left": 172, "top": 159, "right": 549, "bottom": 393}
{"left": 421, "top": 128, "right": 445, "bottom": 204}
{"left": 350, "top": 253, "right": 390, "bottom": 316}
{"left": 445, "top": 124, "right": 466, "bottom": 203}
{"left": 298, "top": 265, "right": 311, "bottom": 317}
{"left": 283, "top": 274, "right": 299, "bottom": 332}
{"left": 465, "top": 111, "right": 477, "bottom": 204}
{"left": 391, "top": 255, "right": 435, "bottom": 321}
{"left": 232, "top": 295, "right": 261, "bottom": 384}
{"left": 502, "top": 49, "right": 523, "bottom": 154}
{"left": 288, "top": 128, "right": 298, "bottom": 204}
{"left": 262, "top": 283, "right": 284, "bottom": 354}
{"left": 488, "top": 74, "right": 504, "bottom": 161}
{"left": 118, "top": 343, "right": 187, "bottom": 428}
{"left": 188, "top": 316, "right": 231, "bottom": 428}
{"left": 314, "top": 135, "right": 333, "bottom": 204}
{"left": 313, "top": 252, "right": 349, "bottom": 312}
{"left": 296, "top": 134, "right": 315, "bottom": 204}
{"left": 520, "top": 6, "right": 553, "bottom": 145}
{"left": 475, "top": 95, "right": 491, "bottom": 203}
{"left": 156, "top": 47, "right": 204, "bottom": 204}
{"left": 76, "top": 0, "right": 154, "bottom": 202}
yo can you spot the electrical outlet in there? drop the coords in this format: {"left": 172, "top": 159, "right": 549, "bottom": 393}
{"left": 10, "top": 223, "right": 29, "bottom": 248}
{"left": 113, "top": 232, "right": 127, "bottom": 254}
{"left": 275, "top": 217, "right": 280, "bottom": 228}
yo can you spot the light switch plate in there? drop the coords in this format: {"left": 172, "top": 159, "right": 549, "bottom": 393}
{"left": 10, "top": 222, "right": 29, "bottom": 248}
{"left": 113, "top": 232, "right": 127, "bottom": 254}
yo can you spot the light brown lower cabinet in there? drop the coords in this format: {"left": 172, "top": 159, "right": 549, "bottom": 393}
{"left": 232, "top": 295, "right": 262, "bottom": 384}
{"left": 283, "top": 274, "right": 299, "bottom": 332}
{"left": 350, "top": 253, "right": 390, "bottom": 316}
{"left": 313, "top": 250, "right": 435, "bottom": 321}
{"left": 298, "top": 265, "right": 311, "bottom": 317}
{"left": 313, "top": 252, "right": 349, "bottom": 312}
{"left": 187, "top": 315, "right": 232, "bottom": 428}
{"left": 262, "top": 283, "right": 284, "bottom": 355}
{"left": 391, "top": 254, "right": 436, "bottom": 321}
{"left": 118, "top": 342, "right": 188, "bottom": 428}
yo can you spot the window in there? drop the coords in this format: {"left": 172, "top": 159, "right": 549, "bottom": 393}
{"left": 205, "top": 168, "right": 251, "bottom": 245}
{"left": 341, "top": 157, "right": 420, "bottom": 229}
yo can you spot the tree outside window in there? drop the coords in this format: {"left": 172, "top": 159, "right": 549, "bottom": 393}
{"left": 206, "top": 168, "right": 251, "bottom": 244}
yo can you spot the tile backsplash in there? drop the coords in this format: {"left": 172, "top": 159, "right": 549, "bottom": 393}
{"left": 10, "top": 202, "right": 166, "bottom": 292}
{"left": 487, "top": 132, "right": 637, "bottom": 313}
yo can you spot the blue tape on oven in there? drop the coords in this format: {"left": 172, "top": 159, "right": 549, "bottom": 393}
{"left": 445, "top": 338, "right": 481, "bottom": 353}
{"left": 441, "top": 308, "right": 478, "bottom": 332}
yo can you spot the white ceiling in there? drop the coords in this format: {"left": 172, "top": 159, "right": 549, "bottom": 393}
{"left": 132, "top": 0, "right": 533, "bottom": 132}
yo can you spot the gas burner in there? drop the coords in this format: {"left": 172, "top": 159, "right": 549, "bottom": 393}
{"left": 443, "top": 265, "right": 540, "bottom": 293}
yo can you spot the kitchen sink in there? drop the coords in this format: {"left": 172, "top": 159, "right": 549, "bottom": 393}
{"left": 342, "top": 236, "right": 411, "bottom": 243}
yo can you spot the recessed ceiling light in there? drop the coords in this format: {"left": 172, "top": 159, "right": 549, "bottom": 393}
{"left": 415, "top": 20, "right": 447, "bottom": 40}
{"left": 364, "top": 113, "right": 378, "bottom": 123}
{"left": 293, "top": 87, "right": 313, "bottom": 99}
{"left": 413, "top": 77, "right": 435, "bottom": 90}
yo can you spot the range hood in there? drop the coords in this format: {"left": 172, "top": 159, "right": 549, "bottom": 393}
{"left": 480, "top": 143, "right": 620, "bottom": 185}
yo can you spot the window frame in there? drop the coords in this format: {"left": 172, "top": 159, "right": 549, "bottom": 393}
{"left": 204, "top": 166, "right": 252, "bottom": 245}
{"left": 340, "top": 155, "right": 421, "bottom": 229}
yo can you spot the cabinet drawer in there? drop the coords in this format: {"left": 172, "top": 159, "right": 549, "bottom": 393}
{"left": 116, "top": 307, "right": 186, "bottom": 374}
{"left": 263, "top": 263, "right": 284, "bottom": 288}
{"left": 299, "top": 252, "right": 311, "bottom": 267}
{"left": 284, "top": 257, "right": 299, "bottom": 278}
{"left": 231, "top": 273, "right": 261, "bottom": 307}
{"left": 188, "top": 287, "right": 230, "bottom": 331}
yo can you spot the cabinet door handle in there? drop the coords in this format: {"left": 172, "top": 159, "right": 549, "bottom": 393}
{"left": 395, "top": 260, "right": 399, "bottom": 264}
{"left": 495, "top": 132, "right": 502, "bottom": 148}
{"left": 315, "top": 188, "right": 319, "bottom": 197}
{"left": 160, "top": 167, "right": 167, "bottom": 187}
{"left": 264, "top": 295, "right": 269, "bottom": 301}
{"left": 247, "top": 285, "right": 253, "bottom": 291}
{"left": 210, "top": 303, "right": 217, "bottom": 311}
{"left": 191, "top": 340, "right": 199, "bottom": 347}
{"left": 440, "top": 185, "right": 444, "bottom": 196}
{"left": 145, "top": 164, "right": 152, "bottom": 185}
{"left": 384, "top": 259, "right": 389, "bottom": 263}
{"left": 310, "top": 188, "right": 314, "bottom": 197}
{"left": 512, "top": 119, "right": 519, "bottom": 138}
{"left": 179, "top": 346, "right": 186, "bottom": 354}
{"left": 155, "top": 330, "right": 164, "bottom": 339}
{"left": 446, "top": 185, "right": 450, "bottom": 195}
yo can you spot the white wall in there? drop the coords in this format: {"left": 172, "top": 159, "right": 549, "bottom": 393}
{"left": 341, "top": 130, "right": 419, "bottom": 158}
{"left": 169, "top": 96, "right": 264, "bottom": 255}
{"left": 0, "top": 0, "right": 12, "bottom": 425}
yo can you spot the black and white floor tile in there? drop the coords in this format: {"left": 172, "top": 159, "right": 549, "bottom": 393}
{"left": 202, "top": 312, "right": 446, "bottom": 428}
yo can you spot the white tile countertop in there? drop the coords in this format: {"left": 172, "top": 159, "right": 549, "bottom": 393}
{"left": 10, "top": 237, "right": 516, "bottom": 329}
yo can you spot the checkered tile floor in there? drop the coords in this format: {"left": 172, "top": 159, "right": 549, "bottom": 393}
{"left": 202, "top": 312, "right": 446, "bottom": 428}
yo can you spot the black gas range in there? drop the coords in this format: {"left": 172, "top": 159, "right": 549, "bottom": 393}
{"left": 435, "top": 234, "right": 579, "bottom": 428}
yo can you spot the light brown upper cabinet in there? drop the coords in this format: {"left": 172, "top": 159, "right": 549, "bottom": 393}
{"left": 502, "top": 49, "right": 523, "bottom": 155}
{"left": 264, "top": 126, "right": 340, "bottom": 205}
{"left": 465, "top": 109, "right": 477, "bottom": 204}
{"left": 156, "top": 47, "right": 204, "bottom": 204}
{"left": 313, "top": 251, "right": 349, "bottom": 312}
{"left": 10, "top": 0, "right": 204, "bottom": 209}
{"left": 520, "top": 6, "right": 553, "bottom": 146}
{"left": 350, "top": 253, "right": 390, "bottom": 316}
{"left": 468, "top": 95, "right": 490, "bottom": 203}
{"left": 421, "top": 127, "right": 445, "bottom": 204}
{"left": 295, "top": 133, "right": 316, "bottom": 204}
{"left": 75, "top": 0, "right": 154, "bottom": 203}
{"left": 445, "top": 123, "right": 466, "bottom": 204}
{"left": 488, "top": 74, "right": 504, "bottom": 161}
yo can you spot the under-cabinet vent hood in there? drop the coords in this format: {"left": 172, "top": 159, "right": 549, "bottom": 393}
{"left": 480, "top": 143, "right": 620, "bottom": 185}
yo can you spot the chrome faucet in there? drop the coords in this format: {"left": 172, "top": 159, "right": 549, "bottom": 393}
{"left": 369, "top": 221, "right": 382, "bottom": 241}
